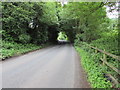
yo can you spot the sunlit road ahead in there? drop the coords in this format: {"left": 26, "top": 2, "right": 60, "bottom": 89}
{"left": 2, "top": 44, "right": 90, "bottom": 88}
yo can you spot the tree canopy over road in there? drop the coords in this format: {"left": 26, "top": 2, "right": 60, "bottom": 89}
{"left": 2, "top": 2, "right": 118, "bottom": 43}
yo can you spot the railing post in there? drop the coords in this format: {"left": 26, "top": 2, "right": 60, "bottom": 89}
{"left": 85, "top": 43, "right": 120, "bottom": 87}
{"left": 103, "top": 49, "right": 106, "bottom": 65}
{"left": 95, "top": 47, "right": 97, "bottom": 53}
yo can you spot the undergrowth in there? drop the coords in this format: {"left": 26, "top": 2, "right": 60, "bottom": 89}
{"left": 75, "top": 46, "right": 112, "bottom": 88}
{"left": 0, "top": 40, "right": 46, "bottom": 60}
{"left": 90, "top": 30, "right": 119, "bottom": 55}
{"left": 74, "top": 30, "right": 119, "bottom": 88}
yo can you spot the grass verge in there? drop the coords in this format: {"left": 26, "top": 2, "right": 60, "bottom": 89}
{"left": 75, "top": 46, "right": 112, "bottom": 88}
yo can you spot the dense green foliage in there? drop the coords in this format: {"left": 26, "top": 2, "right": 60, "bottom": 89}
{"left": 74, "top": 26, "right": 119, "bottom": 88}
{"left": 2, "top": 2, "right": 59, "bottom": 44}
{"left": 59, "top": 2, "right": 107, "bottom": 42}
{"left": 1, "top": 2, "right": 60, "bottom": 59}
{"left": 1, "top": 40, "right": 42, "bottom": 60}
{"left": 2, "top": 2, "right": 117, "bottom": 44}
{"left": 75, "top": 40, "right": 119, "bottom": 88}
{"left": 91, "top": 30, "right": 118, "bottom": 55}
{"left": 1, "top": 2, "right": 119, "bottom": 88}
{"left": 75, "top": 46, "right": 112, "bottom": 88}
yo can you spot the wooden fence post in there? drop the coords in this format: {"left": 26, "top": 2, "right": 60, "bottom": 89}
{"left": 95, "top": 47, "right": 97, "bottom": 53}
{"left": 86, "top": 44, "right": 120, "bottom": 87}
{"left": 103, "top": 49, "right": 106, "bottom": 65}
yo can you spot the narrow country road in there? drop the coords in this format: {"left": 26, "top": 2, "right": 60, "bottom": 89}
{"left": 2, "top": 44, "right": 90, "bottom": 88}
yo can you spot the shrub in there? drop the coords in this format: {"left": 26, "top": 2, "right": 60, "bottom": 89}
{"left": 18, "top": 34, "right": 31, "bottom": 43}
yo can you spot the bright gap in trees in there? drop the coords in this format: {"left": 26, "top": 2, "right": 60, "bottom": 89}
{"left": 57, "top": 31, "right": 69, "bottom": 44}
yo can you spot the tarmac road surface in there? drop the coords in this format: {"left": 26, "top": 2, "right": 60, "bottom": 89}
{"left": 2, "top": 44, "right": 90, "bottom": 88}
